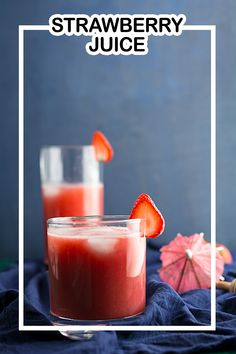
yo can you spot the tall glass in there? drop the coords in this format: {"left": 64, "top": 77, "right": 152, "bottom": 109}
{"left": 47, "top": 216, "right": 146, "bottom": 339}
{"left": 40, "top": 146, "right": 103, "bottom": 263}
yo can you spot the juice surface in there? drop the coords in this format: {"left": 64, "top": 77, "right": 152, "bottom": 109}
{"left": 42, "top": 183, "right": 104, "bottom": 262}
{"left": 48, "top": 226, "right": 146, "bottom": 321}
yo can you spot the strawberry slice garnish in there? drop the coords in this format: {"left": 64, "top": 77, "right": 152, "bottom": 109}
{"left": 130, "top": 193, "right": 165, "bottom": 238}
{"left": 92, "top": 131, "right": 114, "bottom": 163}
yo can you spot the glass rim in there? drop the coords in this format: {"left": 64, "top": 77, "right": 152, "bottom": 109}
{"left": 48, "top": 215, "right": 144, "bottom": 227}
{"left": 41, "top": 144, "right": 93, "bottom": 151}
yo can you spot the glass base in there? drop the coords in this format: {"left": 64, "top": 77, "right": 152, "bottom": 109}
{"left": 58, "top": 329, "right": 94, "bottom": 340}
{"left": 50, "top": 316, "right": 96, "bottom": 340}
{"left": 50, "top": 311, "right": 143, "bottom": 340}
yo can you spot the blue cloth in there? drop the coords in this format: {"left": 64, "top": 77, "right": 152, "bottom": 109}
{"left": 0, "top": 240, "right": 236, "bottom": 353}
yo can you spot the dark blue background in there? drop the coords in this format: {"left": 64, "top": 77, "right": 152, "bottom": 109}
{"left": 0, "top": 1, "right": 236, "bottom": 259}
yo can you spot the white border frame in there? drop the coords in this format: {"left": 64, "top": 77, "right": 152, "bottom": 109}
{"left": 18, "top": 24, "right": 216, "bottom": 331}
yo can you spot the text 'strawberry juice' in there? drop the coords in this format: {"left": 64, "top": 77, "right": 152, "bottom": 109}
{"left": 42, "top": 183, "right": 103, "bottom": 262}
{"left": 47, "top": 217, "right": 146, "bottom": 321}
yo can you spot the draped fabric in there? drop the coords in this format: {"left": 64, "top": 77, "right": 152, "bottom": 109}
{"left": 0, "top": 241, "right": 236, "bottom": 353}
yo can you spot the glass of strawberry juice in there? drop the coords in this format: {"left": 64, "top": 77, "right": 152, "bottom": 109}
{"left": 40, "top": 146, "right": 103, "bottom": 263}
{"left": 47, "top": 216, "right": 146, "bottom": 339}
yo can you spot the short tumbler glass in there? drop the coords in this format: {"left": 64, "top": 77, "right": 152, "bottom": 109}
{"left": 47, "top": 216, "right": 146, "bottom": 339}
{"left": 40, "top": 145, "right": 103, "bottom": 263}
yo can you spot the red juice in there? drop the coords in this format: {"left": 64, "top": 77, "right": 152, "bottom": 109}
{"left": 47, "top": 226, "right": 146, "bottom": 320}
{"left": 42, "top": 183, "right": 104, "bottom": 262}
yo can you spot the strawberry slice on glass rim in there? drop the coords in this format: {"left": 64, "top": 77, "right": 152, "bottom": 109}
{"left": 130, "top": 193, "right": 165, "bottom": 238}
{"left": 92, "top": 131, "right": 114, "bottom": 163}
